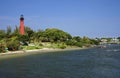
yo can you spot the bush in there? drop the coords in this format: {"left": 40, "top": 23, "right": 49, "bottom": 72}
{"left": 59, "top": 45, "right": 66, "bottom": 49}
{"left": 0, "top": 44, "right": 5, "bottom": 53}
{"left": 75, "top": 42, "right": 83, "bottom": 47}
{"left": 39, "top": 43, "right": 43, "bottom": 46}
{"left": 25, "top": 46, "right": 42, "bottom": 50}
{"left": 66, "top": 40, "right": 75, "bottom": 46}
{"left": 7, "top": 40, "right": 20, "bottom": 51}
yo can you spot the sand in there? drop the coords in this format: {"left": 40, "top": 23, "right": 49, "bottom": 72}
{"left": 0, "top": 48, "right": 83, "bottom": 56}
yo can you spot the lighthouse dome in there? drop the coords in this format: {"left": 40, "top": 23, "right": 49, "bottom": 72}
{"left": 20, "top": 15, "right": 24, "bottom": 20}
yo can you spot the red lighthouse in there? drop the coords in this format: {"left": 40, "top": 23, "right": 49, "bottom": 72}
{"left": 20, "top": 15, "right": 25, "bottom": 35}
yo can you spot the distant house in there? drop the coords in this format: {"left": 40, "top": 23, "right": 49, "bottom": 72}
{"left": 110, "top": 38, "right": 119, "bottom": 43}
{"left": 100, "top": 39, "right": 108, "bottom": 44}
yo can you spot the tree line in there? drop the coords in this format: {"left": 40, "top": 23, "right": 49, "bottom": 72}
{"left": 0, "top": 26, "right": 100, "bottom": 52}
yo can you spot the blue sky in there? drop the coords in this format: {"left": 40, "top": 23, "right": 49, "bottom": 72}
{"left": 0, "top": 0, "right": 120, "bottom": 38}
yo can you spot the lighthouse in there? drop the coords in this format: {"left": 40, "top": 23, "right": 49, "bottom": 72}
{"left": 20, "top": 15, "right": 25, "bottom": 35}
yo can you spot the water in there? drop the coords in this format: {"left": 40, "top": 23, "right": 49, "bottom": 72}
{"left": 0, "top": 44, "right": 120, "bottom": 78}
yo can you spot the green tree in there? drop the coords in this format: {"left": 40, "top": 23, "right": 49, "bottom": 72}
{"left": 44, "top": 28, "right": 72, "bottom": 42}
{"left": 6, "top": 26, "right": 12, "bottom": 36}
{"left": 7, "top": 37, "right": 20, "bottom": 51}
{"left": 82, "top": 36, "right": 91, "bottom": 44}
{"left": 17, "top": 35, "right": 29, "bottom": 42}
{"left": 24, "top": 26, "right": 35, "bottom": 42}
{"left": 0, "top": 30, "right": 6, "bottom": 40}
{"left": 35, "top": 29, "right": 45, "bottom": 42}
{"left": 66, "top": 39, "right": 76, "bottom": 46}
{"left": 117, "top": 37, "right": 120, "bottom": 41}
{"left": 73, "top": 36, "right": 81, "bottom": 42}
{"left": 13, "top": 26, "right": 19, "bottom": 36}
{"left": 90, "top": 39, "right": 99, "bottom": 45}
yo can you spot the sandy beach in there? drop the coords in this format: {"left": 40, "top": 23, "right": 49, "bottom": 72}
{"left": 0, "top": 48, "right": 60, "bottom": 56}
{"left": 0, "top": 48, "right": 83, "bottom": 56}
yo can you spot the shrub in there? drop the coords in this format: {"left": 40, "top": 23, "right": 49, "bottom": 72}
{"left": 39, "top": 43, "right": 43, "bottom": 46}
{"left": 59, "top": 45, "right": 66, "bottom": 49}
{"left": 0, "top": 44, "right": 5, "bottom": 53}
{"left": 75, "top": 42, "right": 83, "bottom": 47}
{"left": 25, "top": 46, "right": 42, "bottom": 50}
{"left": 66, "top": 40, "right": 75, "bottom": 46}
{"left": 7, "top": 40, "right": 20, "bottom": 51}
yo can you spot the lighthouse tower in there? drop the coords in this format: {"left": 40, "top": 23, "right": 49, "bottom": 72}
{"left": 20, "top": 15, "right": 25, "bottom": 35}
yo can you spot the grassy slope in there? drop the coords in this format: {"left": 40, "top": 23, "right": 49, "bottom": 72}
{"left": 21, "top": 42, "right": 72, "bottom": 50}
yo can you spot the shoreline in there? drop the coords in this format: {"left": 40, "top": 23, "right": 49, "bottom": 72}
{"left": 0, "top": 47, "right": 85, "bottom": 56}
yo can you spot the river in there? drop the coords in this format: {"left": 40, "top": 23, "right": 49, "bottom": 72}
{"left": 0, "top": 44, "right": 120, "bottom": 78}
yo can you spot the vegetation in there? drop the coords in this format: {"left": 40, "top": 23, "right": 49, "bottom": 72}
{"left": 0, "top": 26, "right": 101, "bottom": 53}
{"left": 0, "top": 44, "right": 6, "bottom": 53}
{"left": 117, "top": 37, "right": 120, "bottom": 42}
